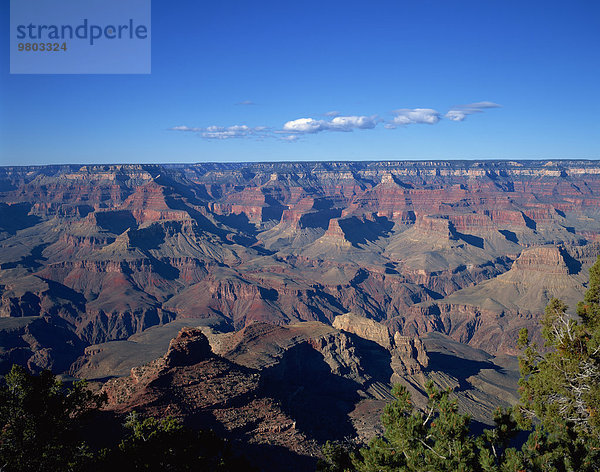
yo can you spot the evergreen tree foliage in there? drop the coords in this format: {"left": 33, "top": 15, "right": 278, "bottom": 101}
{"left": 4, "top": 256, "right": 600, "bottom": 472}
{"left": 96, "top": 411, "right": 252, "bottom": 471}
{"left": 353, "top": 382, "right": 480, "bottom": 472}
{"left": 0, "top": 365, "right": 104, "bottom": 472}
{"left": 515, "top": 255, "right": 600, "bottom": 471}
{"left": 0, "top": 367, "right": 251, "bottom": 472}
{"left": 475, "top": 408, "right": 522, "bottom": 472}
{"left": 317, "top": 440, "right": 356, "bottom": 472}
{"left": 338, "top": 256, "right": 600, "bottom": 472}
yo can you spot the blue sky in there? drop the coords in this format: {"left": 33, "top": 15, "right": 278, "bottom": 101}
{"left": 1, "top": 0, "right": 599, "bottom": 165}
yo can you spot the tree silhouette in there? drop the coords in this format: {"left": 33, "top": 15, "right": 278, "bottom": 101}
{"left": 0, "top": 365, "right": 104, "bottom": 472}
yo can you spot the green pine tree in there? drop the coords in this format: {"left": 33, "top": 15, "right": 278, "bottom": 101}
{"left": 353, "top": 382, "right": 480, "bottom": 472}
{"left": 0, "top": 365, "right": 104, "bottom": 472}
{"left": 95, "top": 410, "right": 253, "bottom": 472}
{"left": 337, "top": 256, "right": 600, "bottom": 472}
{"left": 515, "top": 255, "right": 600, "bottom": 471}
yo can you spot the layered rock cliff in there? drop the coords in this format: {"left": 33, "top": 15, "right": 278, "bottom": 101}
{"left": 1, "top": 160, "right": 599, "bottom": 372}
{"left": 94, "top": 317, "right": 518, "bottom": 468}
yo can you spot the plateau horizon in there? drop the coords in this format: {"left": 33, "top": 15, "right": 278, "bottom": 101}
{"left": 3, "top": 158, "right": 600, "bottom": 170}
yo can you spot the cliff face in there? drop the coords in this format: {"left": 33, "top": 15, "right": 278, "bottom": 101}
{"left": 0, "top": 316, "right": 85, "bottom": 374}
{"left": 0, "top": 160, "right": 599, "bottom": 372}
{"left": 101, "top": 327, "right": 318, "bottom": 471}
{"left": 100, "top": 321, "right": 429, "bottom": 466}
{"left": 510, "top": 246, "right": 573, "bottom": 274}
{"left": 332, "top": 313, "right": 428, "bottom": 376}
{"left": 333, "top": 312, "right": 395, "bottom": 349}
{"left": 96, "top": 318, "right": 519, "bottom": 468}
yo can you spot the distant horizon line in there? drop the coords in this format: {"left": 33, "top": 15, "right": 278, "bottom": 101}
{"left": 2, "top": 158, "right": 600, "bottom": 169}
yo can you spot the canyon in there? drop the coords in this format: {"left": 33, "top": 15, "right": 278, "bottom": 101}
{"left": 1, "top": 160, "right": 599, "bottom": 469}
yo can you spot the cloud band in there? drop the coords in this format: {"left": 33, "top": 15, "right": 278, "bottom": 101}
{"left": 170, "top": 101, "right": 501, "bottom": 140}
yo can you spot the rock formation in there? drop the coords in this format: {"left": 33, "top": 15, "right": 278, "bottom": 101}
{"left": 333, "top": 312, "right": 394, "bottom": 349}
{"left": 332, "top": 313, "right": 428, "bottom": 377}
{"left": 2, "top": 160, "right": 594, "bottom": 469}
{"left": 93, "top": 318, "right": 518, "bottom": 470}
{"left": 393, "top": 332, "right": 429, "bottom": 373}
{"left": 0, "top": 160, "right": 599, "bottom": 372}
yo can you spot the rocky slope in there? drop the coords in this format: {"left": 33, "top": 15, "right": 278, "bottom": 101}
{"left": 0, "top": 160, "right": 599, "bottom": 372}
{"left": 3, "top": 160, "right": 590, "bottom": 468}
{"left": 97, "top": 319, "right": 518, "bottom": 470}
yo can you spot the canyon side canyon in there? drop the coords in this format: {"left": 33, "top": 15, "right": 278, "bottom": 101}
{"left": 1, "top": 160, "right": 599, "bottom": 468}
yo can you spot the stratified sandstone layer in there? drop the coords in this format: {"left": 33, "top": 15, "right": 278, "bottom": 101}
{"left": 1, "top": 160, "right": 600, "bottom": 372}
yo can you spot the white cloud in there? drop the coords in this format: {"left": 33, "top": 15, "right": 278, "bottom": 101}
{"left": 169, "top": 124, "right": 269, "bottom": 139}
{"left": 282, "top": 115, "right": 379, "bottom": 134}
{"left": 391, "top": 108, "right": 440, "bottom": 125}
{"left": 324, "top": 110, "right": 341, "bottom": 117}
{"left": 466, "top": 101, "right": 502, "bottom": 109}
{"left": 202, "top": 125, "right": 253, "bottom": 139}
{"left": 170, "top": 101, "right": 501, "bottom": 142}
{"left": 329, "top": 115, "right": 378, "bottom": 131}
{"left": 445, "top": 101, "right": 502, "bottom": 121}
{"left": 236, "top": 100, "right": 256, "bottom": 106}
{"left": 445, "top": 110, "right": 469, "bottom": 122}
{"left": 169, "top": 125, "right": 199, "bottom": 131}
{"left": 283, "top": 118, "right": 325, "bottom": 134}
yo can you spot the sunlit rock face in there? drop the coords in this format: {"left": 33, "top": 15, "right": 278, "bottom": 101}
{"left": 0, "top": 160, "right": 600, "bottom": 373}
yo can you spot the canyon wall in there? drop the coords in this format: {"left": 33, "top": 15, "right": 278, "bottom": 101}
{"left": 1, "top": 160, "right": 599, "bottom": 370}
